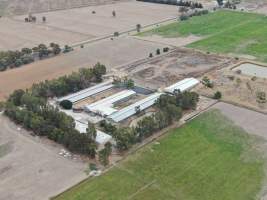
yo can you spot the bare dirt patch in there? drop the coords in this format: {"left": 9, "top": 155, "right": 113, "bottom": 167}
{"left": 0, "top": 37, "right": 167, "bottom": 100}
{"left": 0, "top": 114, "right": 87, "bottom": 200}
{"left": 120, "top": 48, "right": 234, "bottom": 89}
{"left": 212, "top": 102, "right": 267, "bottom": 139}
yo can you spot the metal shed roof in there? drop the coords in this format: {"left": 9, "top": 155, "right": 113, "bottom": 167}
{"left": 57, "top": 80, "right": 113, "bottom": 103}
{"left": 85, "top": 90, "right": 136, "bottom": 116}
{"left": 109, "top": 92, "right": 162, "bottom": 123}
{"left": 164, "top": 78, "right": 199, "bottom": 94}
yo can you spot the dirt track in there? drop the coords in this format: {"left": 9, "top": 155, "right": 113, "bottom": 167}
{"left": 0, "top": 114, "right": 87, "bottom": 200}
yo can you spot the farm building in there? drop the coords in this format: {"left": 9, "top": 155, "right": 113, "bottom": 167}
{"left": 84, "top": 90, "right": 136, "bottom": 117}
{"left": 109, "top": 92, "right": 162, "bottom": 123}
{"left": 164, "top": 78, "right": 199, "bottom": 94}
{"left": 57, "top": 80, "right": 113, "bottom": 103}
{"left": 75, "top": 121, "right": 112, "bottom": 147}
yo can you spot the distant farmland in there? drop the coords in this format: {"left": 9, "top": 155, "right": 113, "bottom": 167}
{"left": 140, "top": 10, "right": 267, "bottom": 61}
{"left": 54, "top": 110, "right": 264, "bottom": 200}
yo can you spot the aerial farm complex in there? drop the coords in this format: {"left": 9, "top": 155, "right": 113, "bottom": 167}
{"left": 0, "top": 0, "right": 267, "bottom": 200}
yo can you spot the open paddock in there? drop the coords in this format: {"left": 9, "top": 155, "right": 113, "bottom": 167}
{"left": 0, "top": 1, "right": 178, "bottom": 50}
{"left": 0, "top": 37, "right": 167, "bottom": 100}
{"left": 14, "top": 1, "right": 178, "bottom": 37}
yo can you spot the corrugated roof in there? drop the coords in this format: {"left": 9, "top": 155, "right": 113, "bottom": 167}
{"left": 164, "top": 78, "right": 199, "bottom": 94}
{"left": 85, "top": 90, "right": 136, "bottom": 116}
{"left": 109, "top": 92, "right": 162, "bottom": 122}
{"left": 57, "top": 80, "right": 113, "bottom": 103}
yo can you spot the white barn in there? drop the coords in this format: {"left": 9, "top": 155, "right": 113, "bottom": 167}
{"left": 164, "top": 78, "right": 199, "bottom": 94}
{"left": 57, "top": 80, "right": 113, "bottom": 103}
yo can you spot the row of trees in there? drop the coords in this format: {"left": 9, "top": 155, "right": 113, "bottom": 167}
{"left": 0, "top": 43, "right": 73, "bottom": 72}
{"left": 137, "top": 0, "right": 203, "bottom": 8}
{"left": 100, "top": 91, "right": 199, "bottom": 151}
{"left": 4, "top": 64, "right": 107, "bottom": 157}
{"left": 31, "top": 62, "right": 106, "bottom": 98}
{"left": 180, "top": 9, "right": 209, "bottom": 21}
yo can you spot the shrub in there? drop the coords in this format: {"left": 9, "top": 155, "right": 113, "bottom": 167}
{"left": 202, "top": 76, "right": 214, "bottom": 88}
{"left": 213, "top": 91, "right": 222, "bottom": 99}
{"left": 149, "top": 53, "right": 153, "bottom": 58}
{"left": 163, "top": 47, "right": 169, "bottom": 52}
{"left": 256, "top": 91, "right": 266, "bottom": 103}
{"left": 251, "top": 76, "right": 257, "bottom": 81}
{"left": 60, "top": 100, "right": 73, "bottom": 110}
{"left": 114, "top": 32, "right": 119, "bottom": 37}
{"left": 180, "top": 14, "right": 189, "bottom": 21}
{"left": 156, "top": 49, "right": 161, "bottom": 55}
{"left": 236, "top": 70, "right": 241, "bottom": 74}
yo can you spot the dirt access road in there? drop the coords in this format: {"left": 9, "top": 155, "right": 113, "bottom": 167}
{"left": 0, "top": 113, "right": 87, "bottom": 200}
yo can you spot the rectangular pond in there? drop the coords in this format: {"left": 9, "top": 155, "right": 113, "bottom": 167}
{"left": 232, "top": 63, "right": 267, "bottom": 78}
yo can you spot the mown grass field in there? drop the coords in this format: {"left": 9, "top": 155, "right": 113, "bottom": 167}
{"left": 139, "top": 10, "right": 267, "bottom": 61}
{"left": 54, "top": 110, "right": 264, "bottom": 200}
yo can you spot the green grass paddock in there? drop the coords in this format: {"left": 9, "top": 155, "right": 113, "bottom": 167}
{"left": 54, "top": 110, "right": 264, "bottom": 200}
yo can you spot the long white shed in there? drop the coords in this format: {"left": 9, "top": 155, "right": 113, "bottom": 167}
{"left": 164, "top": 78, "right": 199, "bottom": 94}
{"left": 85, "top": 90, "right": 136, "bottom": 116}
{"left": 57, "top": 80, "right": 113, "bottom": 103}
{"left": 109, "top": 92, "right": 162, "bottom": 123}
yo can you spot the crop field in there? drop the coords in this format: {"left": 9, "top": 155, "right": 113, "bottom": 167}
{"left": 139, "top": 10, "right": 267, "bottom": 62}
{"left": 54, "top": 110, "right": 265, "bottom": 200}
{"left": 0, "top": 1, "right": 178, "bottom": 50}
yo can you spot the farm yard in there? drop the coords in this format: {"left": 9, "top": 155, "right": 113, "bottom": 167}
{"left": 0, "top": 1, "right": 178, "bottom": 50}
{"left": 122, "top": 48, "right": 235, "bottom": 89}
{"left": 0, "top": 114, "right": 87, "bottom": 200}
{"left": 0, "top": 37, "right": 168, "bottom": 100}
{"left": 138, "top": 10, "right": 267, "bottom": 62}
{"left": 1, "top": 0, "right": 267, "bottom": 199}
{"left": 53, "top": 110, "right": 265, "bottom": 200}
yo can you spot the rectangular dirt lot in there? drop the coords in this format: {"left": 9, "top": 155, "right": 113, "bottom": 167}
{"left": 0, "top": 37, "right": 167, "bottom": 100}
{"left": 0, "top": 113, "right": 87, "bottom": 200}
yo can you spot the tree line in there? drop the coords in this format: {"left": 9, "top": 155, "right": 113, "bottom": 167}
{"left": 0, "top": 43, "right": 73, "bottom": 72}
{"left": 4, "top": 63, "right": 107, "bottom": 158}
{"left": 137, "top": 0, "right": 203, "bottom": 9}
{"left": 100, "top": 90, "right": 199, "bottom": 151}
